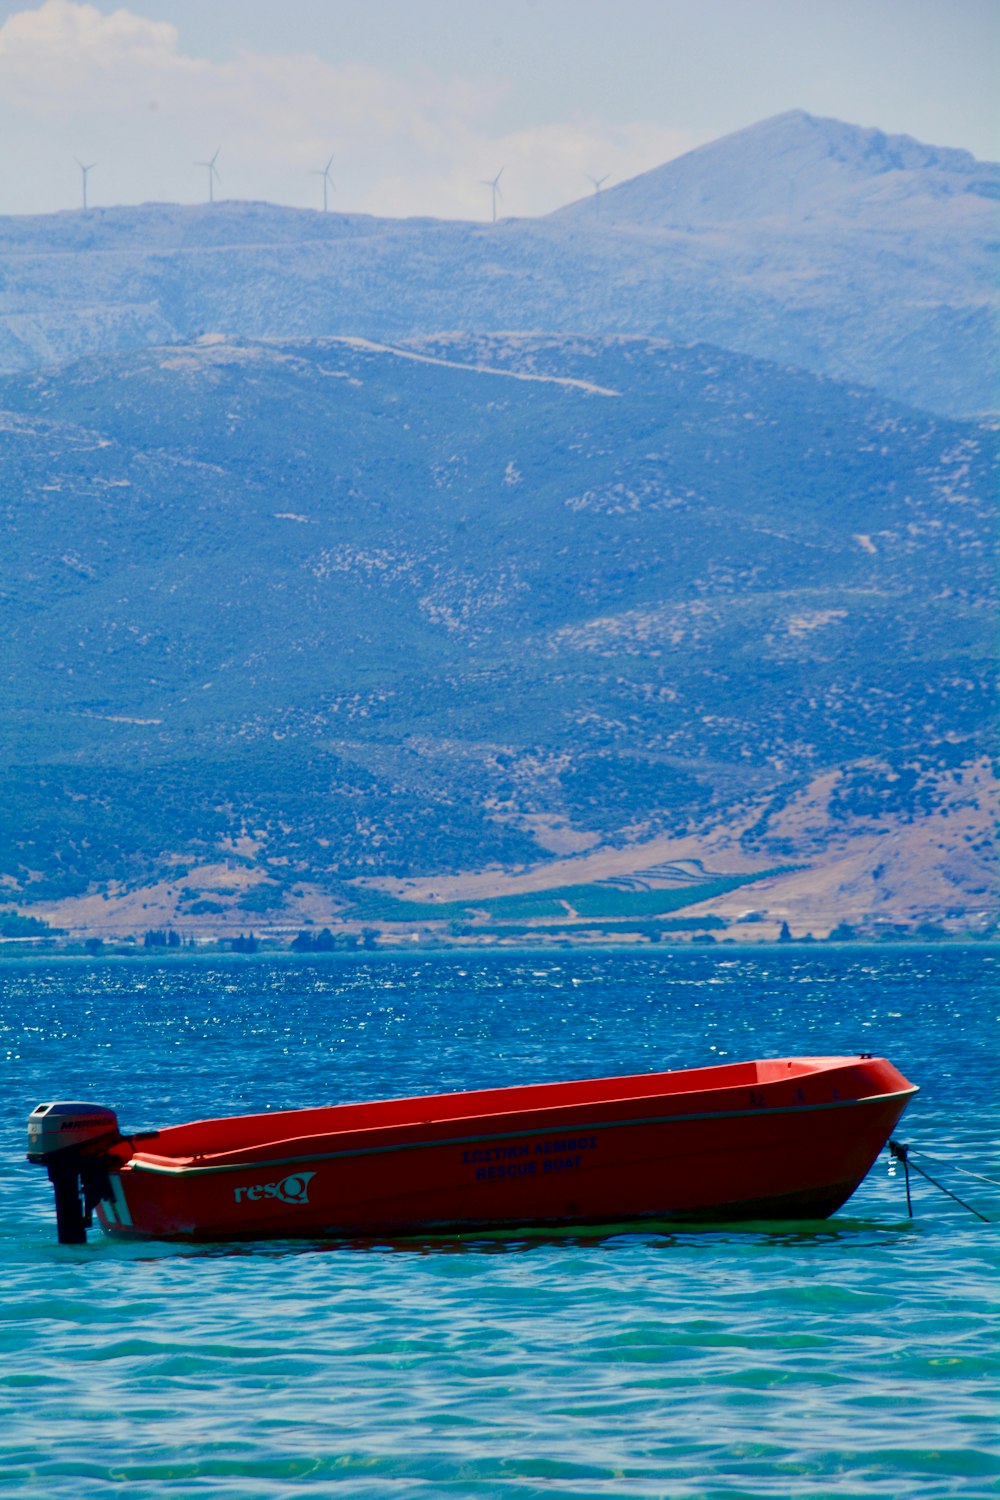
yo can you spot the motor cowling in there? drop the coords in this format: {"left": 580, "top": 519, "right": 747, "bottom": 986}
{"left": 27, "top": 1101, "right": 120, "bottom": 1163}
{"left": 27, "top": 1102, "right": 121, "bottom": 1244}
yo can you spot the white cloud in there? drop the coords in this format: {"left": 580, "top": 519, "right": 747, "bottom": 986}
{"left": 0, "top": 1, "right": 194, "bottom": 103}
{"left": 0, "top": 0, "right": 698, "bottom": 217}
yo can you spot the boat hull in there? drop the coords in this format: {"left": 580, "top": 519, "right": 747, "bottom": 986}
{"left": 94, "top": 1056, "right": 917, "bottom": 1241}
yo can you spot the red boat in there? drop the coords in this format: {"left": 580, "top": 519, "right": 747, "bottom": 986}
{"left": 28, "top": 1054, "right": 917, "bottom": 1243}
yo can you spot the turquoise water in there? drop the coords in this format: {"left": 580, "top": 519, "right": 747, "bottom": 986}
{"left": 2, "top": 946, "right": 997, "bottom": 1498}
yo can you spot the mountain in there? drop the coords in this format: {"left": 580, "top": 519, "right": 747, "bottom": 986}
{"left": 0, "top": 113, "right": 995, "bottom": 418}
{"left": 0, "top": 332, "right": 994, "bottom": 937}
{"left": 552, "top": 110, "right": 1000, "bottom": 226}
{"left": 1, "top": 111, "right": 996, "bottom": 943}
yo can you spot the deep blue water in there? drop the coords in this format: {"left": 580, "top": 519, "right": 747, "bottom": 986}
{"left": 2, "top": 946, "right": 997, "bottom": 1498}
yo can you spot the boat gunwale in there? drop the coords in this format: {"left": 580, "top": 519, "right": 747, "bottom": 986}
{"left": 123, "top": 1084, "right": 919, "bottom": 1178}
{"left": 118, "top": 1054, "right": 901, "bottom": 1165}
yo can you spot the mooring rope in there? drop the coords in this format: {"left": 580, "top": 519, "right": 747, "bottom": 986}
{"left": 894, "top": 1148, "right": 1000, "bottom": 1191}
{"left": 889, "top": 1140, "right": 993, "bottom": 1224}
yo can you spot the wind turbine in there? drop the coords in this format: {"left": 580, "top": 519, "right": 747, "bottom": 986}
{"left": 587, "top": 172, "right": 610, "bottom": 214}
{"left": 75, "top": 157, "right": 96, "bottom": 212}
{"left": 310, "top": 155, "right": 335, "bottom": 213}
{"left": 480, "top": 166, "right": 504, "bottom": 224}
{"left": 196, "top": 148, "right": 221, "bottom": 204}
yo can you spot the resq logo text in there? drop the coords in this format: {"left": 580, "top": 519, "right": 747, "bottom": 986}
{"left": 233, "top": 1172, "right": 315, "bottom": 1205}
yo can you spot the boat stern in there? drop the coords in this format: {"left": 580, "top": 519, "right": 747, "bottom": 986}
{"left": 27, "top": 1101, "right": 123, "bottom": 1244}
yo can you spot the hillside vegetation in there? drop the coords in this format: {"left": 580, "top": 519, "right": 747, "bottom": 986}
{"left": 0, "top": 332, "right": 993, "bottom": 935}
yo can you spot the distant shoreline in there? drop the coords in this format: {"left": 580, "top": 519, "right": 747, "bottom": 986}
{"left": 1, "top": 934, "right": 994, "bottom": 962}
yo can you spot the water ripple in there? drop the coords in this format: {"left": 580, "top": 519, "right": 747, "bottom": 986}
{"left": 2, "top": 948, "right": 997, "bottom": 1498}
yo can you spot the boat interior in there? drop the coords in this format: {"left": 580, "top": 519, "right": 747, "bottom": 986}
{"left": 121, "top": 1055, "right": 860, "bottom": 1166}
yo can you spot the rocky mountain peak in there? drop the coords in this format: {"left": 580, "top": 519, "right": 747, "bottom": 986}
{"left": 551, "top": 109, "right": 999, "bottom": 227}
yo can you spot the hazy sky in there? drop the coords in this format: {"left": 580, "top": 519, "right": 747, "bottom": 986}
{"left": 0, "top": 0, "right": 996, "bottom": 220}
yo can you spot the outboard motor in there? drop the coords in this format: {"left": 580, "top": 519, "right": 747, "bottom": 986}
{"left": 27, "top": 1102, "right": 121, "bottom": 1244}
